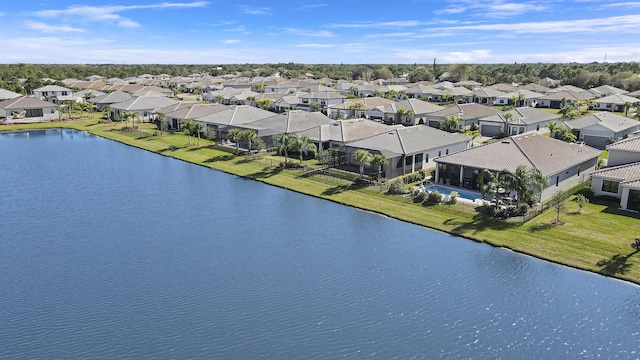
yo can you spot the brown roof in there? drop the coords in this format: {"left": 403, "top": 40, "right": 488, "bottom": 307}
{"left": 436, "top": 133, "right": 601, "bottom": 176}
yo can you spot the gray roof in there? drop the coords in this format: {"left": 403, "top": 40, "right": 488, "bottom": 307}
{"left": 165, "top": 103, "right": 228, "bottom": 120}
{"left": 593, "top": 93, "right": 639, "bottom": 105}
{"left": 347, "top": 125, "right": 470, "bottom": 158}
{"left": 378, "top": 98, "right": 444, "bottom": 115}
{"left": 589, "top": 85, "right": 628, "bottom": 96}
{"left": 538, "top": 90, "right": 593, "bottom": 101}
{"left": 239, "top": 110, "right": 333, "bottom": 137}
{"left": 196, "top": 105, "right": 275, "bottom": 126}
{"left": 110, "top": 96, "right": 178, "bottom": 111}
{"left": 499, "top": 89, "right": 544, "bottom": 100}
{"left": 435, "top": 133, "right": 601, "bottom": 176}
{"left": 299, "top": 119, "right": 398, "bottom": 143}
{"left": 0, "top": 88, "right": 22, "bottom": 101}
{"left": 479, "top": 107, "right": 560, "bottom": 126}
{"left": 592, "top": 162, "right": 640, "bottom": 187}
{"left": 607, "top": 135, "right": 640, "bottom": 152}
{"left": 565, "top": 112, "right": 639, "bottom": 132}
{"left": 90, "top": 91, "right": 133, "bottom": 105}
{"left": 470, "top": 87, "right": 505, "bottom": 98}
{"left": 518, "top": 83, "right": 552, "bottom": 93}
{"left": 33, "top": 85, "right": 72, "bottom": 92}
{"left": 428, "top": 103, "right": 500, "bottom": 120}
{"left": 328, "top": 97, "right": 395, "bottom": 110}
{"left": 0, "top": 96, "right": 57, "bottom": 110}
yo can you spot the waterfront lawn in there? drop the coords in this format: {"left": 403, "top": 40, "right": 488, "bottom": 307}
{"left": 3, "top": 119, "right": 640, "bottom": 284}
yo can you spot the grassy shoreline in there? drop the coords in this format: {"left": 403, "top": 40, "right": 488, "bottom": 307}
{"left": 4, "top": 119, "right": 640, "bottom": 285}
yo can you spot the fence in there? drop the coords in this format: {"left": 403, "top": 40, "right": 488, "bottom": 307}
{"left": 122, "top": 127, "right": 153, "bottom": 138}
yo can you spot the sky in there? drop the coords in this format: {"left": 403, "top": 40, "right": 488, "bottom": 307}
{"left": 1, "top": 0, "right": 640, "bottom": 64}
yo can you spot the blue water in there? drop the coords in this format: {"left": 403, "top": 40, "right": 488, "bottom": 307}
{"left": 1, "top": 129, "right": 639, "bottom": 359}
{"left": 424, "top": 184, "right": 481, "bottom": 201}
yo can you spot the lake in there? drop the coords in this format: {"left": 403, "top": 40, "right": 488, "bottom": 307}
{"left": 0, "top": 129, "right": 639, "bottom": 359}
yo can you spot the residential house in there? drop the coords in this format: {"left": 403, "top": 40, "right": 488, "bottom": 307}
{"left": 564, "top": 112, "right": 640, "bottom": 149}
{"left": 73, "top": 89, "right": 106, "bottom": 103}
{"left": 591, "top": 162, "right": 640, "bottom": 212}
{"left": 89, "top": 91, "right": 134, "bottom": 111}
{"left": 345, "top": 125, "right": 470, "bottom": 179}
{"left": 536, "top": 90, "right": 593, "bottom": 109}
{"left": 161, "top": 103, "right": 228, "bottom": 130}
{"left": 298, "top": 118, "right": 398, "bottom": 153}
{"left": 405, "top": 85, "right": 441, "bottom": 100}
{"left": 495, "top": 89, "right": 543, "bottom": 107}
{"left": 32, "top": 85, "right": 73, "bottom": 104}
{"left": 233, "top": 110, "right": 333, "bottom": 148}
{"left": 588, "top": 85, "right": 628, "bottom": 98}
{"left": 110, "top": 96, "right": 179, "bottom": 121}
{"left": 538, "top": 77, "right": 561, "bottom": 88}
{"left": 196, "top": 105, "right": 275, "bottom": 140}
{"left": 297, "top": 91, "right": 346, "bottom": 112}
{"left": 455, "top": 80, "right": 482, "bottom": 90}
{"left": 593, "top": 94, "right": 639, "bottom": 113}
{"left": 368, "top": 98, "right": 445, "bottom": 125}
{"left": 466, "top": 87, "right": 505, "bottom": 105}
{"left": 327, "top": 97, "right": 395, "bottom": 120}
{"left": 425, "top": 103, "right": 500, "bottom": 130}
{"left": 434, "top": 134, "right": 601, "bottom": 201}
{"left": 274, "top": 96, "right": 302, "bottom": 112}
{"left": 0, "top": 88, "right": 21, "bottom": 101}
{"left": 477, "top": 107, "right": 560, "bottom": 137}
{"left": 607, "top": 135, "right": 640, "bottom": 167}
{"left": 518, "top": 83, "right": 552, "bottom": 93}
{"left": 488, "top": 83, "right": 517, "bottom": 93}
{"left": 0, "top": 96, "right": 60, "bottom": 123}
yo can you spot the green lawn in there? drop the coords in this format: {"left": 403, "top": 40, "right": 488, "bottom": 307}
{"left": 4, "top": 117, "right": 640, "bottom": 284}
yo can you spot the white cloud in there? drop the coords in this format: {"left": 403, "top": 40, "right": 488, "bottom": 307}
{"left": 296, "top": 43, "right": 335, "bottom": 48}
{"left": 297, "top": 4, "right": 327, "bottom": 11}
{"left": 599, "top": 2, "right": 640, "bottom": 8}
{"left": 240, "top": 6, "right": 272, "bottom": 15}
{"left": 283, "top": 28, "right": 334, "bottom": 37}
{"left": 328, "top": 20, "right": 423, "bottom": 29}
{"left": 25, "top": 21, "right": 84, "bottom": 33}
{"left": 221, "top": 39, "right": 240, "bottom": 44}
{"left": 33, "top": 2, "right": 207, "bottom": 28}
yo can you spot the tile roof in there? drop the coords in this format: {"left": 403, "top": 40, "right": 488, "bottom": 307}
{"left": 479, "top": 107, "right": 560, "bottom": 126}
{"left": 565, "top": 112, "right": 639, "bottom": 132}
{"left": 428, "top": 103, "right": 500, "bottom": 120}
{"left": 240, "top": 110, "right": 334, "bottom": 137}
{"left": 607, "top": 135, "right": 640, "bottom": 152}
{"left": 0, "top": 96, "right": 56, "bottom": 109}
{"left": 346, "top": 125, "right": 469, "bottom": 158}
{"left": 435, "top": 133, "right": 601, "bottom": 176}
{"left": 592, "top": 162, "right": 640, "bottom": 186}
{"left": 196, "top": 105, "right": 275, "bottom": 126}
{"left": 299, "top": 119, "right": 398, "bottom": 143}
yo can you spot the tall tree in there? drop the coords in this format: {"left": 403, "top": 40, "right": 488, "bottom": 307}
{"left": 242, "top": 129, "right": 257, "bottom": 152}
{"left": 353, "top": 149, "right": 373, "bottom": 178}
{"left": 291, "top": 134, "right": 317, "bottom": 163}
{"left": 275, "top": 133, "right": 298, "bottom": 165}
{"left": 192, "top": 121, "right": 204, "bottom": 146}
{"left": 502, "top": 112, "right": 513, "bottom": 136}
{"left": 371, "top": 154, "right": 389, "bottom": 181}
{"left": 228, "top": 128, "right": 244, "bottom": 154}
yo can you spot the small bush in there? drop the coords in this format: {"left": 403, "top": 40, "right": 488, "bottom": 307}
{"left": 426, "top": 191, "right": 443, "bottom": 203}
{"left": 492, "top": 206, "right": 508, "bottom": 218}
{"left": 577, "top": 186, "right": 595, "bottom": 200}
{"left": 517, "top": 203, "right": 530, "bottom": 215}
{"left": 388, "top": 180, "right": 405, "bottom": 195}
{"left": 402, "top": 171, "right": 426, "bottom": 184}
{"left": 410, "top": 186, "right": 423, "bottom": 198}
{"left": 448, "top": 191, "right": 458, "bottom": 205}
{"left": 413, "top": 191, "right": 427, "bottom": 203}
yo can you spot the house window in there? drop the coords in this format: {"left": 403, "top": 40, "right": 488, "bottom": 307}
{"left": 405, "top": 156, "right": 413, "bottom": 166}
{"left": 438, "top": 150, "right": 442, "bottom": 157}
{"left": 25, "top": 108, "right": 44, "bottom": 117}
{"left": 425, "top": 154, "right": 429, "bottom": 163}
{"left": 602, "top": 180, "right": 619, "bottom": 194}
{"left": 62, "top": 91, "right": 68, "bottom": 96}
{"left": 555, "top": 176, "right": 559, "bottom": 187}
{"left": 445, "top": 149, "right": 449, "bottom": 155}
{"left": 396, "top": 158, "right": 403, "bottom": 168}
{"left": 415, "top": 153, "right": 423, "bottom": 164}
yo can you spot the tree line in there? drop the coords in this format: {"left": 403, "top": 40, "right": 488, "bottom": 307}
{"left": 1, "top": 62, "right": 640, "bottom": 94}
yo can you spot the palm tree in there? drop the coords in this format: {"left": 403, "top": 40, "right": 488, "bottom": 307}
{"left": 443, "top": 115, "right": 462, "bottom": 132}
{"left": 624, "top": 101, "right": 633, "bottom": 117}
{"left": 130, "top": 112, "right": 140, "bottom": 128}
{"left": 348, "top": 102, "right": 366, "bottom": 118}
{"left": 546, "top": 120, "right": 560, "bottom": 137}
{"left": 242, "top": 130, "right": 257, "bottom": 152}
{"left": 371, "top": 154, "right": 388, "bottom": 181}
{"left": 155, "top": 113, "right": 167, "bottom": 134}
{"left": 396, "top": 108, "right": 415, "bottom": 124}
{"left": 353, "top": 149, "right": 373, "bottom": 178}
{"left": 502, "top": 112, "right": 513, "bottom": 136}
{"left": 292, "top": 134, "right": 317, "bottom": 163}
{"left": 310, "top": 103, "right": 322, "bottom": 112}
{"left": 497, "top": 169, "right": 517, "bottom": 197}
{"left": 104, "top": 105, "right": 113, "bottom": 122}
{"left": 181, "top": 119, "right": 194, "bottom": 144}
{"left": 476, "top": 169, "right": 495, "bottom": 200}
{"left": 275, "top": 133, "right": 298, "bottom": 165}
{"left": 228, "top": 128, "right": 244, "bottom": 154}
{"left": 465, "top": 130, "right": 481, "bottom": 147}
{"left": 257, "top": 98, "right": 273, "bottom": 110}
{"left": 192, "top": 121, "right": 204, "bottom": 145}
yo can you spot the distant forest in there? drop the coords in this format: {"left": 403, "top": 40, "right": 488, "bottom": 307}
{"left": 1, "top": 62, "right": 640, "bottom": 94}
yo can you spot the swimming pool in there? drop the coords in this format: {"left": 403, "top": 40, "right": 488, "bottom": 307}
{"left": 422, "top": 184, "right": 482, "bottom": 201}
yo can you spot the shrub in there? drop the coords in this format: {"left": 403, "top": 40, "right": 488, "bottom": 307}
{"left": 476, "top": 201, "right": 493, "bottom": 215}
{"left": 448, "top": 191, "right": 458, "bottom": 205}
{"left": 413, "top": 191, "right": 427, "bottom": 203}
{"left": 426, "top": 191, "right": 443, "bottom": 203}
{"left": 388, "top": 180, "right": 405, "bottom": 195}
{"left": 403, "top": 171, "right": 426, "bottom": 184}
{"left": 517, "top": 203, "right": 530, "bottom": 216}
{"left": 577, "top": 185, "right": 595, "bottom": 200}
{"left": 492, "top": 206, "right": 508, "bottom": 218}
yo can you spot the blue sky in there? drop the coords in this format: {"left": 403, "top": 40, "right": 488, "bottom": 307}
{"left": 1, "top": 0, "right": 640, "bottom": 64}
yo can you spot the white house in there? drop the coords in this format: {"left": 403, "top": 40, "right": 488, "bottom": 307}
{"left": 32, "top": 85, "right": 73, "bottom": 104}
